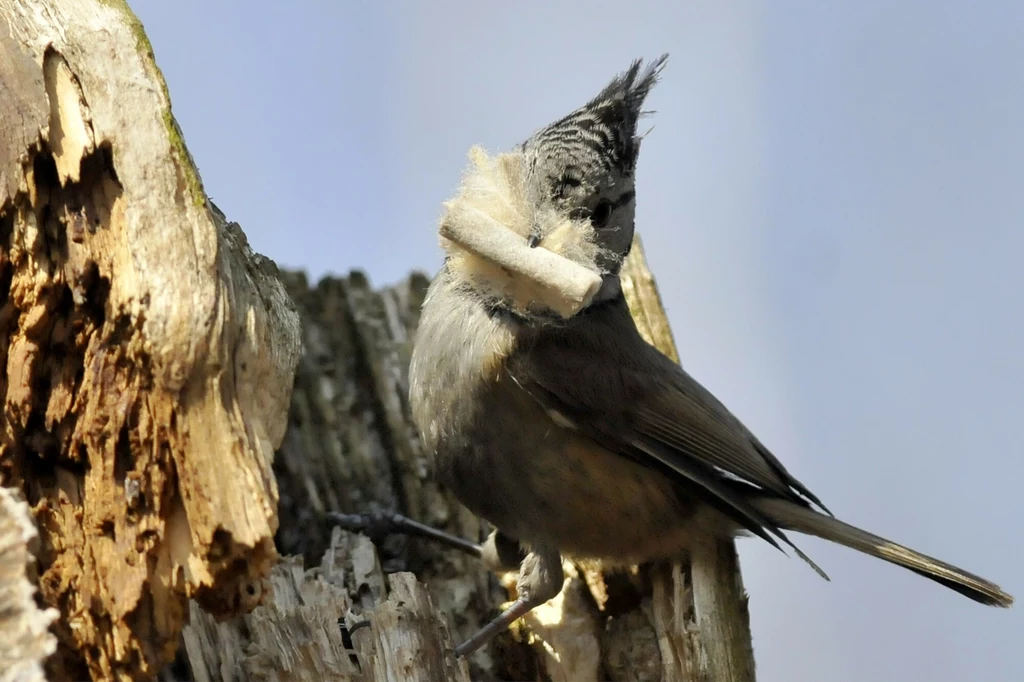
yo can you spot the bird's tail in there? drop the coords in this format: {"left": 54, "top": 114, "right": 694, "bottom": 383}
{"left": 750, "top": 496, "right": 1014, "bottom": 608}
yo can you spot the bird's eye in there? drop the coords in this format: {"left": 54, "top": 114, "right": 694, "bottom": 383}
{"left": 553, "top": 174, "right": 582, "bottom": 200}
{"left": 590, "top": 200, "right": 614, "bottom": 228}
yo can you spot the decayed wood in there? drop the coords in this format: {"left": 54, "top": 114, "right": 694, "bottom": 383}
{"left": 0, "top": 1, "right": 301, "bottom": 679}
{"left": 237, "top": 234, "right": 754, "bottom": 682}
{"left": 183, "top": 528, "right": 472, "bottom": 682}
{"left": 270, "top": 272, "right": 515, "bottom": 681}
{"left": 358, "top": 572, "right": 470, "bottom": 682}
{"left": 620, "top": 237, "right": 757, "bottom": 682}
{"left": 0, "top": 1, "right": 754, "bottom": 678}
{"left": 186, "top": 269, "right": 580, "bottom": 682}
{"left": 0, "top": 486, "right": 59, "bottom": 682}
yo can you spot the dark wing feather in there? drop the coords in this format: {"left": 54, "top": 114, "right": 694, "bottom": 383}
{"left": 515, "top": 374, "right": 786, "bottom": 551}
{"left": 635, "top": 359, "right": 832, "bottom": 514}
{"left": 506, "top": 301, "right": 830, "bottom": 575}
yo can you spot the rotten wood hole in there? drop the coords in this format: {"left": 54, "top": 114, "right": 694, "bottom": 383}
{"left": 197, "top": 253, "right": 753, "bottom": 682}
{"left": 2, "top": 37, "right": 290, "bottom": 680}
{"left": 1, "top": 4, "right": 755, "bottom": 679}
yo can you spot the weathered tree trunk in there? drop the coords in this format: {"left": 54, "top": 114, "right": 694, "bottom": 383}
{"left": 0, "top": 486, "right": 59, "bottom": 682}
{"left": 1, "top": 1, "right": 756, "bottom": 680}
{"left": 0, "top": 1, "right": 301, "bottom": 680}
{"left": 181, "top": 241, "right": 756, "bottom": 682}
{"left": 620, "top": 245, "right": 757, "bottom": 682}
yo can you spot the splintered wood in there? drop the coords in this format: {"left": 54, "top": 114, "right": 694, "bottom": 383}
{"left": 0, "top": 486, "right": 59, "bottom": 682}
{"left": 621, "top": 239, "right": 756, "bottom": 682}
{"left": 0, "top": 1, "right": 301, "bottom": 680}
{"left": 0, "top": 2, "right": 755, "bottom": 680}
{"left": 252, "top": 247, "right": 754, "bottom": 682}
{"left": 270, "top": 271, "right": 509, "bottom": 680}
{"left": 183, "top": 529, "right": 471, "bottom": 682}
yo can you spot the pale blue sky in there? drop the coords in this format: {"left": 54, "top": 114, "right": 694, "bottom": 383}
{"left": 134, "top": 2, "right": 1022, "bottom": 680}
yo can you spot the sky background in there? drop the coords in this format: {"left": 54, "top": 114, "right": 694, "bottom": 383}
{"left": 133, "top": 2, "right": 1022, "bottom": 680}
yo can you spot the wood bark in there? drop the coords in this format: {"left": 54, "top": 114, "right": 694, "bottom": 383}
{"left": 182, "top": 239, "right": 755, "bottom": 682}
{"left": 1, "top": 1, "right": 756, "bottom": 680}
{"left": 620, "top": 244, "right": 757, "bottom": 682}
{"left": 0, "top": 486, "right": 59, "bottom": 682}
{"left": 0, "top": 1, "right": 301, "bottom": 679}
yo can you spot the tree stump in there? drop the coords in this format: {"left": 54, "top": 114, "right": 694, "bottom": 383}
{"left": 1, "top": 1, "right": 756, "bottom": 680}
{"left": 182, "top": 243, "right": 754, "bottom": 682}
{"left": 1, "top": 1, "right": 301, "bottom": 679}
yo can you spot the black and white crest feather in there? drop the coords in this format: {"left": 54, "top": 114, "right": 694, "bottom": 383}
{"left": 521, "top": 54, "right": 669, "bottom": 178}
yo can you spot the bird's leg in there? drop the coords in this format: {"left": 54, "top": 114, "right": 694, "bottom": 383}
{"left": 454, "top": 543, "right": 564, "bottom": 658}
{"left": 327, "top": 510, "right": 524, "bottom": 570}
{"left": 328, "top": 509, "right": 482, "bottom": 558}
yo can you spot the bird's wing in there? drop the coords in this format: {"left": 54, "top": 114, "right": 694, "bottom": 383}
{"left": 505, "top": 314, "right": 828, "bottom": 574}
{"left": 637, "top": 354, "right": 831, "bottom": 514}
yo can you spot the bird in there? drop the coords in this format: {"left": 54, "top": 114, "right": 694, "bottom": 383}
{"left": 393, "top": 54, "right": 1015, "bottom": 658}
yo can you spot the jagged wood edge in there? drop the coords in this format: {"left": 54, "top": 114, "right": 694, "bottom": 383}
{"left": 180, "top": 233, "right": 755, "bottom": 682}
{"left": 620, "top": 235, "right": 756, "bottom": 682}
{"left": 0, "top": 1, "right": 302, "bottom": 678}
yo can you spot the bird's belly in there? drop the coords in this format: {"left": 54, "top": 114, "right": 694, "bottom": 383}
{"left": 443, "top": 415, "right": 731, "bottom": 564}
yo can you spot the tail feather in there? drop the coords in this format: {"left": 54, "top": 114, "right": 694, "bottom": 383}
{"left": 750, "top": 497, "right": 1014, "bottom": 608}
